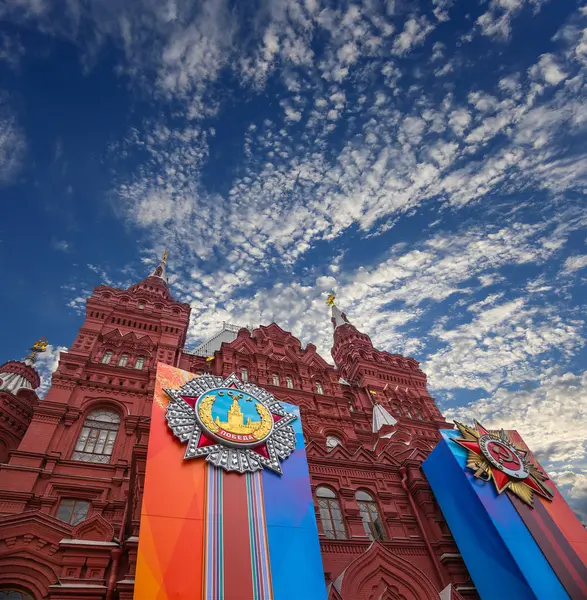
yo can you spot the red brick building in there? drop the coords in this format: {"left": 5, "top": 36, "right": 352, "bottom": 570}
{"left": 0, "top": 257, "right": 476, "bottom": 599}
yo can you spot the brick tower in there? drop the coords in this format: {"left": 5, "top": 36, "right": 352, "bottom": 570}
{"left": 0, "top": 254, "right": 190, "bottom": 599}
{"left": 0, "top": 266, "right": 475, "bottom": 599}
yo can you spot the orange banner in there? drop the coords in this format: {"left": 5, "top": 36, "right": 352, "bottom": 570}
{"left": 134, "top": 363, "right": 206, "bottom": 599}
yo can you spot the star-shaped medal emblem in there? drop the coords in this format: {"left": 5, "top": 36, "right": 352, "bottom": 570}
{"left": 453, "top": 421, "right": 553, "bottom": 507}
{"left": 164, "top": 373, "right": 297, "bottom": 474}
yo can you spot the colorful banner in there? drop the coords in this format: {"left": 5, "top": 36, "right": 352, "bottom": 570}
{"left": 423, "top": 428, "right": 587, "bottom": 600}
{"left": 134, "top": 363, "right": 327, "bottom": 600}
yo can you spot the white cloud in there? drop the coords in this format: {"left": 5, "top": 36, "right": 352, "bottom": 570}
{"left": 432, "top": 0, "right": 454, "bottom": 22}
{"left": 51, "top": 239, "right": 71, "bottom": 252}
{"left": 35, "top": 344, "right": 68, "bottom": 397}
{"left": 0, "top": 96, "right": 25, "bottom": 184}
{"left": 529, "top": 53, "right": 567, "bottom": 85}
{"left": 425, "top": 297, "right": 583, "bottom": 392}
{"left": 284, "top": 106, "right": 303, "bottom": 122}
{"left": 0, "top": 33, "right": 25, "bottom": 69}
{"left": 562, "top": 254, "right": 587, "bottom": 274}
{"left": 392, "top": 16, "right": 434, "bottom": 55}
{"left": 477, "top": 0, "right": 550, "bottom": 40}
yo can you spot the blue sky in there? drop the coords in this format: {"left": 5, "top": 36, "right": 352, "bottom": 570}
{"left": 0, "top": 0, "right": 586, "bottom": 517}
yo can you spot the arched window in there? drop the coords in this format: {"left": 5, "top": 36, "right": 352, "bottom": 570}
{"left": 286, "top": 376, "right": 293, "bottom": 389}
{"left": 345, "top": 395, "right": 355, "bottom": 412}
{"left": 326, "top": 435, "right": 341, "bottom": 452}
{"left": 72, "top": 409, "right": 120, "bottom": 464}
{"left": 316, "top": 382, "right": 323, "bottom": 394}
{"left": 356, "top": 490, "right": 386, "bottom": 541}
{"left": 138, "top": 302, "right": 145, "bottom": 310}
{"left": 316, "top": 487, "right": 347, "bottom": 539}
{"left": 0, "top": 590, "right": 35, "bottom": 600}
{"left": 241, "top": 367, "right": 248, "bottom": 382}
{"left": 118, "top": 354, "right": 128, "bottom": 367}
{"left": 101, "top": 351, "right": 112, "bottom": 364}
{"left": 135, "top": 357, "right": 145, "bottom": 370}
{"left": 272, "top": 373, "right": 279, "bottom": 386}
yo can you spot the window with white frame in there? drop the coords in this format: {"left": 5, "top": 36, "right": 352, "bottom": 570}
{"left": 101, "top": 350, "right": 113, "bottom": 364}
{"left": 356, "top": 490, "right": 386, "bottom": 541}
{"left": 316, "top": 486, "right": 347, "bottom": 539}
{"left": 272, "top": 373, "right": 279, "bottom": 386}
{"left": 241, "top": 367, "right": 248, "bottom": 382}
{"left": 118, "top": 354, "right": 128, "bottom": 367}
{"left": 135, "top": 357, "right": 145, "bottom": 370}
{"left": 72, "top": 409, "right": 120, "bottom": 464}
{"left": 56, "top": 498, "right": 90, "bottom": 525}
{"left": 286, "top": 375, "right": 293, "bottom": 388}
{"left": 316, "top": 382, "right": 323, "bottom": 394}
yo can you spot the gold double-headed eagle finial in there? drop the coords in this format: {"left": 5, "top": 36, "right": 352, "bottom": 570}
{"left": 31, "top": 337, "right": 48, "bottom": 356}
{"left": 162, "top": 249, "right": 169, "bottom": 264}
{"left": 326, "top": 292, "right": 336, "bottom": 306}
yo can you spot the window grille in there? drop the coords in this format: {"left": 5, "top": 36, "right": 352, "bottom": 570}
{"left": 316, "top": 487, "right": 347, "bottom": 539}
{"left": 356, "top": 490, "right": 386, "bottom": 541}
{"left": 72, "top": 409, "right": 120, "bottom": 464}
{"left": 56, "top": 498, "right": 90, "bottom": 525}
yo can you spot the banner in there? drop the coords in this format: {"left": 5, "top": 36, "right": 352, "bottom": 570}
{"left": 423, "top": 425, "right": 587, "bottom": 600}
{"left": 134, "top": 363, "right": 327, "bottom": 600}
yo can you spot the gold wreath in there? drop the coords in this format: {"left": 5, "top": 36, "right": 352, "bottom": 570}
{"left": 253, "top": 402, "right": 273, "bottom": 441}
{"left": 198, "top": 394, "right": 220, "bottom": 433}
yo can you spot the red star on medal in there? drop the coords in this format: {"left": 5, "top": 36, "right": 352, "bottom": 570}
{"left": 453, "top": 421, "right": 553, "bottom": 507}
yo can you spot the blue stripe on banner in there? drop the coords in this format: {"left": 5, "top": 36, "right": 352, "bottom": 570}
{"left": 261, "top": 403, "right": 328, "bottom": 600}
{"left": 250, "top": 471, "right": 273, "bottom": 599}
{"left": 423, "top": 430, "right": 570, "bottom": 600}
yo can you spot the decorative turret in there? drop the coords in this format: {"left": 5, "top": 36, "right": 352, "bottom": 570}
{"left": 326, "top": 295, "right": 446, "bottom": 427}
{"left": 0, "top": 338, "right": 46, "bottom": 462}
{"left": 0, "top": 338, "right": 46, "bottom": 395}
{"left": 327, "top": 295, "right": 375, "bottom": 383}
{"left": 127, "top": 250, "right": 173, "bottom": 300}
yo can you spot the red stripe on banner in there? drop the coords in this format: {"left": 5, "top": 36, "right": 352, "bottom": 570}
{"left": 541, "top": 487, "right": 587, "bottom": 567}
{"left": 507, "top": 430, "right": 587, "bottom": 568}
{"left": 511, "top": 495, "right": 587, "bottom": 599}
{"left": 222, "top": 471, "right": 254, "bottom": 600}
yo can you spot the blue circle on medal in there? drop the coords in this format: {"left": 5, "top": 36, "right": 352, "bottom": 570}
{"left": 195, "top": 387, "right": 274, "bottom": 447}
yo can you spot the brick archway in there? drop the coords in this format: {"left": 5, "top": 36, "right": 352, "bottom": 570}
{"left": 0, "top": 553, "right": 56, "bottom": 599}
{"left": 332, "top": 542, "right": 439, "bottom": 600}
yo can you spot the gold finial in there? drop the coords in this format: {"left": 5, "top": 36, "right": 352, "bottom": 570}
{"left": 162, "top": 249, "right": 168, "bottom": 264}
{"left": 31, "top": 337, "right": 48, "bottom": 356}
{"left": 326, "top": 292, "right": 336, "bottom": 306}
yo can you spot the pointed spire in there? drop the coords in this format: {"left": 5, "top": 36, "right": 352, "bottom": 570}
{"left": 127, "top": 249, "right": 174, "bottom": 300}
{"left": 326, "top": 292, "right": 349, "bottom": 330}
{"left": 150, "top": 249, "right": 168, "bottom": 281}
{"left": 331, "top": 303, "right": 348, "bottom": 329}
